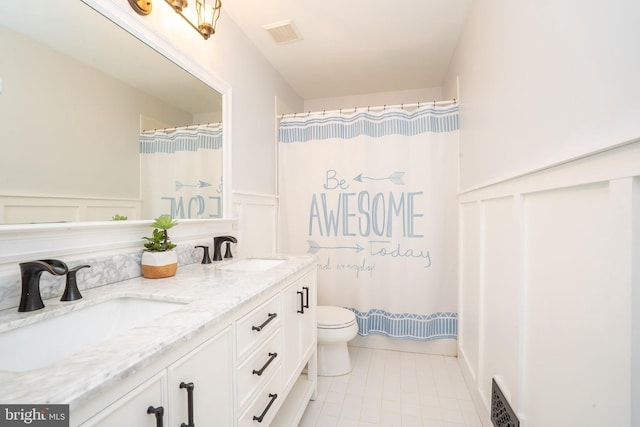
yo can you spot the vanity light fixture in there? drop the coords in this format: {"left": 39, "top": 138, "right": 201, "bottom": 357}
{"left": 128, "top": 0, "right": 222, "bottom": 40}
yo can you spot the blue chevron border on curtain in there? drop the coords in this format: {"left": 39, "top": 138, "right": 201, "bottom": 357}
{"left": 348, "top": 308, "right": 458, "bottom": 341}
{"left": 278, "top": 105, "right": 459, "bottom": 341}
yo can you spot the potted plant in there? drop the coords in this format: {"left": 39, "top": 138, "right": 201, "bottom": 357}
{"left": 141, "top": 214, "right": 179, "bottom": 279}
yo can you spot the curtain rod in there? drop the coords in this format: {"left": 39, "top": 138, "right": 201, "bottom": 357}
{"left": 278, "top": 99, "right": 457, "bottom": 120}
{"left": 141, "top": 121, "right": 222, "bottom": 135}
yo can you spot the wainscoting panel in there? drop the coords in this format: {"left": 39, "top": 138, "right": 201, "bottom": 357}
{"left": 477, "top": 196, "right": 520, "bottom": 411}
{"left": 524, "top": 182, "right": 619, "bottom": 426}
{"left": 232, "top": 192, "right": 278, "bottom": 258}
{"left": 458, "top": 140, "right": 640, "bottom": 427}
{"left": 459, "top": 201, "right": 482, "bottom": 383}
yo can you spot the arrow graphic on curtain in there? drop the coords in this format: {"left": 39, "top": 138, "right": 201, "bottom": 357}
{"left": 307, "top": 240, "right": 364, "bottom": 254}
{"left": 175, "top": 180, "right": 212, "bottom": 190}
{"left": 353, "top": 171, "right": 405, "bottom": 185}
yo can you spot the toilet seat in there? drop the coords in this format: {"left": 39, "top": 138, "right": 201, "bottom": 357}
{"left": 317, "top": 306, "right": 356, "bottom": 329}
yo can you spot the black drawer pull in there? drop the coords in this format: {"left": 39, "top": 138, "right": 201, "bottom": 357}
{"left": 252, "top": 352, "right": 278, "bottom": 376}
{"left": 179, "top": 382, "right": 195, "bottom": 427}
{"left": 303, "top": 286, "right": 310, "bottom": 308}
{"left": 252, "top": 312, "right": 277, "bottom": 331}
{"left": 252, "top": 393, "right": 278, "bottom": 423}
{"left": 297, "top": 290, "right": 304, "bottom": 314}
{"left": 147, "top": 406, "right": 164, "bottom": 427}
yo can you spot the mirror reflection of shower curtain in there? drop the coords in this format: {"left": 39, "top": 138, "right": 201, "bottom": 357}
{"left": 278, "top": 106, "right": 459, "bottom": 341}
{"left": 140, "top": 124, "right": 223, "bottom": 219}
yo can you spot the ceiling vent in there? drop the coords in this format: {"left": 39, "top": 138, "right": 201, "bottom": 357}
{"left": 263, "top": 20, "right": 302, "bottom": 44}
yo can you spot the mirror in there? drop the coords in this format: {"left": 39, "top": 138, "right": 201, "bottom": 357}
{"left": 0, "top": 1, "right": 224, "bottom": 224}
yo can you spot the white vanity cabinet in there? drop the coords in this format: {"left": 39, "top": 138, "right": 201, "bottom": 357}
{"left": 167, "top": 326, "right": 233, "bottom": 427}
{"left": 235, "top": 294, "right": 283, "bottom": 425}
{"left": 81, "top": 372, "right": 166, "bottom": 426}
{"left": 80, "top": 327, "right": 232, "bottom": 427}
{"left": 70, "top": 261, "right": 317, "bottom": 427}
{"left": 235, "top": 270, "right": 317, "bottom": 426}
{"left": 271, "top": 271, "right": 317, "bottom": 426}
{"left": 281, "top": 272, "right": 317, "bottom": 389}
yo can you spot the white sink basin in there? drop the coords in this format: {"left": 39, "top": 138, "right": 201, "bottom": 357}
{"left": 218, "top": 258, "right": 286, "bottom": 272}
{"left": 0, "top": 297, "right": 185, "bottom": 372}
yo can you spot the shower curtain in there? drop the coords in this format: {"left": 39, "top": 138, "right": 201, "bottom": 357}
{"left": 278, "top": 105, "right": 459, "bottom": 341}
{"left": 140, "top": 124, "right": 223, "bottom": 220}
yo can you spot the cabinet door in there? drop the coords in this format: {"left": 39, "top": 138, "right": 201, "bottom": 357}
{"left": 167, "top": 326, "right": 233, "bottom": 427}
{"left": 282, "top": 272, "right": 316, "bottom": 388}
{"left": 298, "top": 272, "right": 317, "bottom": 359}
{"left": 80, "top": 372, "right": 166, "bottom": 427}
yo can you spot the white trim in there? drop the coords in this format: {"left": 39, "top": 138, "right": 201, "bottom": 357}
{"left": 0, "top": 219, "right": 236, "bottom": 266}
{"left": 459, "top": 138, "right": 640, "bottom": 203}
{"left": 459, "top": 136, "right": 640, "bottom": 196}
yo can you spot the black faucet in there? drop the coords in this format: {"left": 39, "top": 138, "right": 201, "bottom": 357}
{"left": 18, "top": 259, "right": 68, "bottom": 312}
{"left": 195, "top": 245, "right": 212, "bottom": 264}
{"left": 61, "top": 264, "right": 90, "bottom": 302}
{"left": 213, "top": 236, "right": 237, "bottom": 261}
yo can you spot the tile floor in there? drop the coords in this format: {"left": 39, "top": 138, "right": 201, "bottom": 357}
{"left": 299, "top": 346, "right": 483, "bottom": 427}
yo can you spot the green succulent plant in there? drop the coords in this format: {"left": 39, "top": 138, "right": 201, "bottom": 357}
{"left": 142, "top": 215, "right": 178, "bottom": 252}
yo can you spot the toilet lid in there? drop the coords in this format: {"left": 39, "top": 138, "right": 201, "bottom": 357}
{"left": 317, "top": 306, "right": 356, "bottom": 329}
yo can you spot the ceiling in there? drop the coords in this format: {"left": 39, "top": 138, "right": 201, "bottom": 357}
{"left": 222, "top": 0, "right": 473, "bottom": 100}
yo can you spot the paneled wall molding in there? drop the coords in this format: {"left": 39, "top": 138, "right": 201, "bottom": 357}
{"left": 232, "top": 191, "right": 278, "bottom": 258}
{"left": 458, "top": 145, "right": 639, "bottom": 426}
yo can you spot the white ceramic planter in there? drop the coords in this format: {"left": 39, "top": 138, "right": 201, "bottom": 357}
{"left": 141, "top": 250, "right": 178, "bottom": 279}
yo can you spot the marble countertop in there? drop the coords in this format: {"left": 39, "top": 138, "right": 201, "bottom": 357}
{"left": 0, "top": 254, "right": 315, "bottom": 407}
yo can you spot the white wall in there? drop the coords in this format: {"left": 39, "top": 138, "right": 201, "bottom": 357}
{"left": 445, "top": 0, "right": 640, "bottom": 191}
{"left": 445, "top": 1, "right": 640, "bottom": 425}
{"left": 304, "top": 87, "right": 444, "bottom": 113}
{"left": 212, "top": 12, "right": 303, "bottom": 194}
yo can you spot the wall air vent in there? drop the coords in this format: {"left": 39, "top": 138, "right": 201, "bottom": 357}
{"left": 263, "top": 19, "right": 302, "bottom": 44}
{"left": 491, "top": 378, "right": 520, "bottom": 427}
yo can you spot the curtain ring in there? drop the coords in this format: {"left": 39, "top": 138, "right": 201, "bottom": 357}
{"left": 417, "top": 102, "right": 420, "bottom": 109}
{"left": 433, "top": 100, "right": 436, "bottom": 108}
{"left": 367, "top": 106, "right": 370, "bottom": 112}
{"left": 323, "top": 110, "right": 326, "bottom": 116}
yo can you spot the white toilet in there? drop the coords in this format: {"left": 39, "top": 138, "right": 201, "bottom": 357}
{"left": 316, "top": 306, "right": 359, "bottom": 376}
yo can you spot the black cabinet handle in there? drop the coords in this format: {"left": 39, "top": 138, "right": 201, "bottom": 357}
{"left": 297, "top": 290, "right": 304, "bottom": 314}
{"left": 252, "top": 393, "right": 278, "bottom": 423}
{"left": 252, "top": 352, "right": 278, "bottom": 376}
{"left": 252, "top": 312, "right": 277, "bottom": 331}
{"left": 147, "top": 406, "right": 164, "bottom": 427}
{"left": 303, "top": 286, "right": 310, "bottom": 309}
{"left": 179, "top": 382, "right": 195, "bottom": 427}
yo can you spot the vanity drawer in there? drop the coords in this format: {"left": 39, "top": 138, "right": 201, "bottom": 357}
{"left": 237, "top": 328, "right": 282, "bottom": 410}
{"left": 238, "top": 366, "right": 283, "bottom": 427}
{"left": 236, "top": 295, "right": 281, "bottom": 360}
